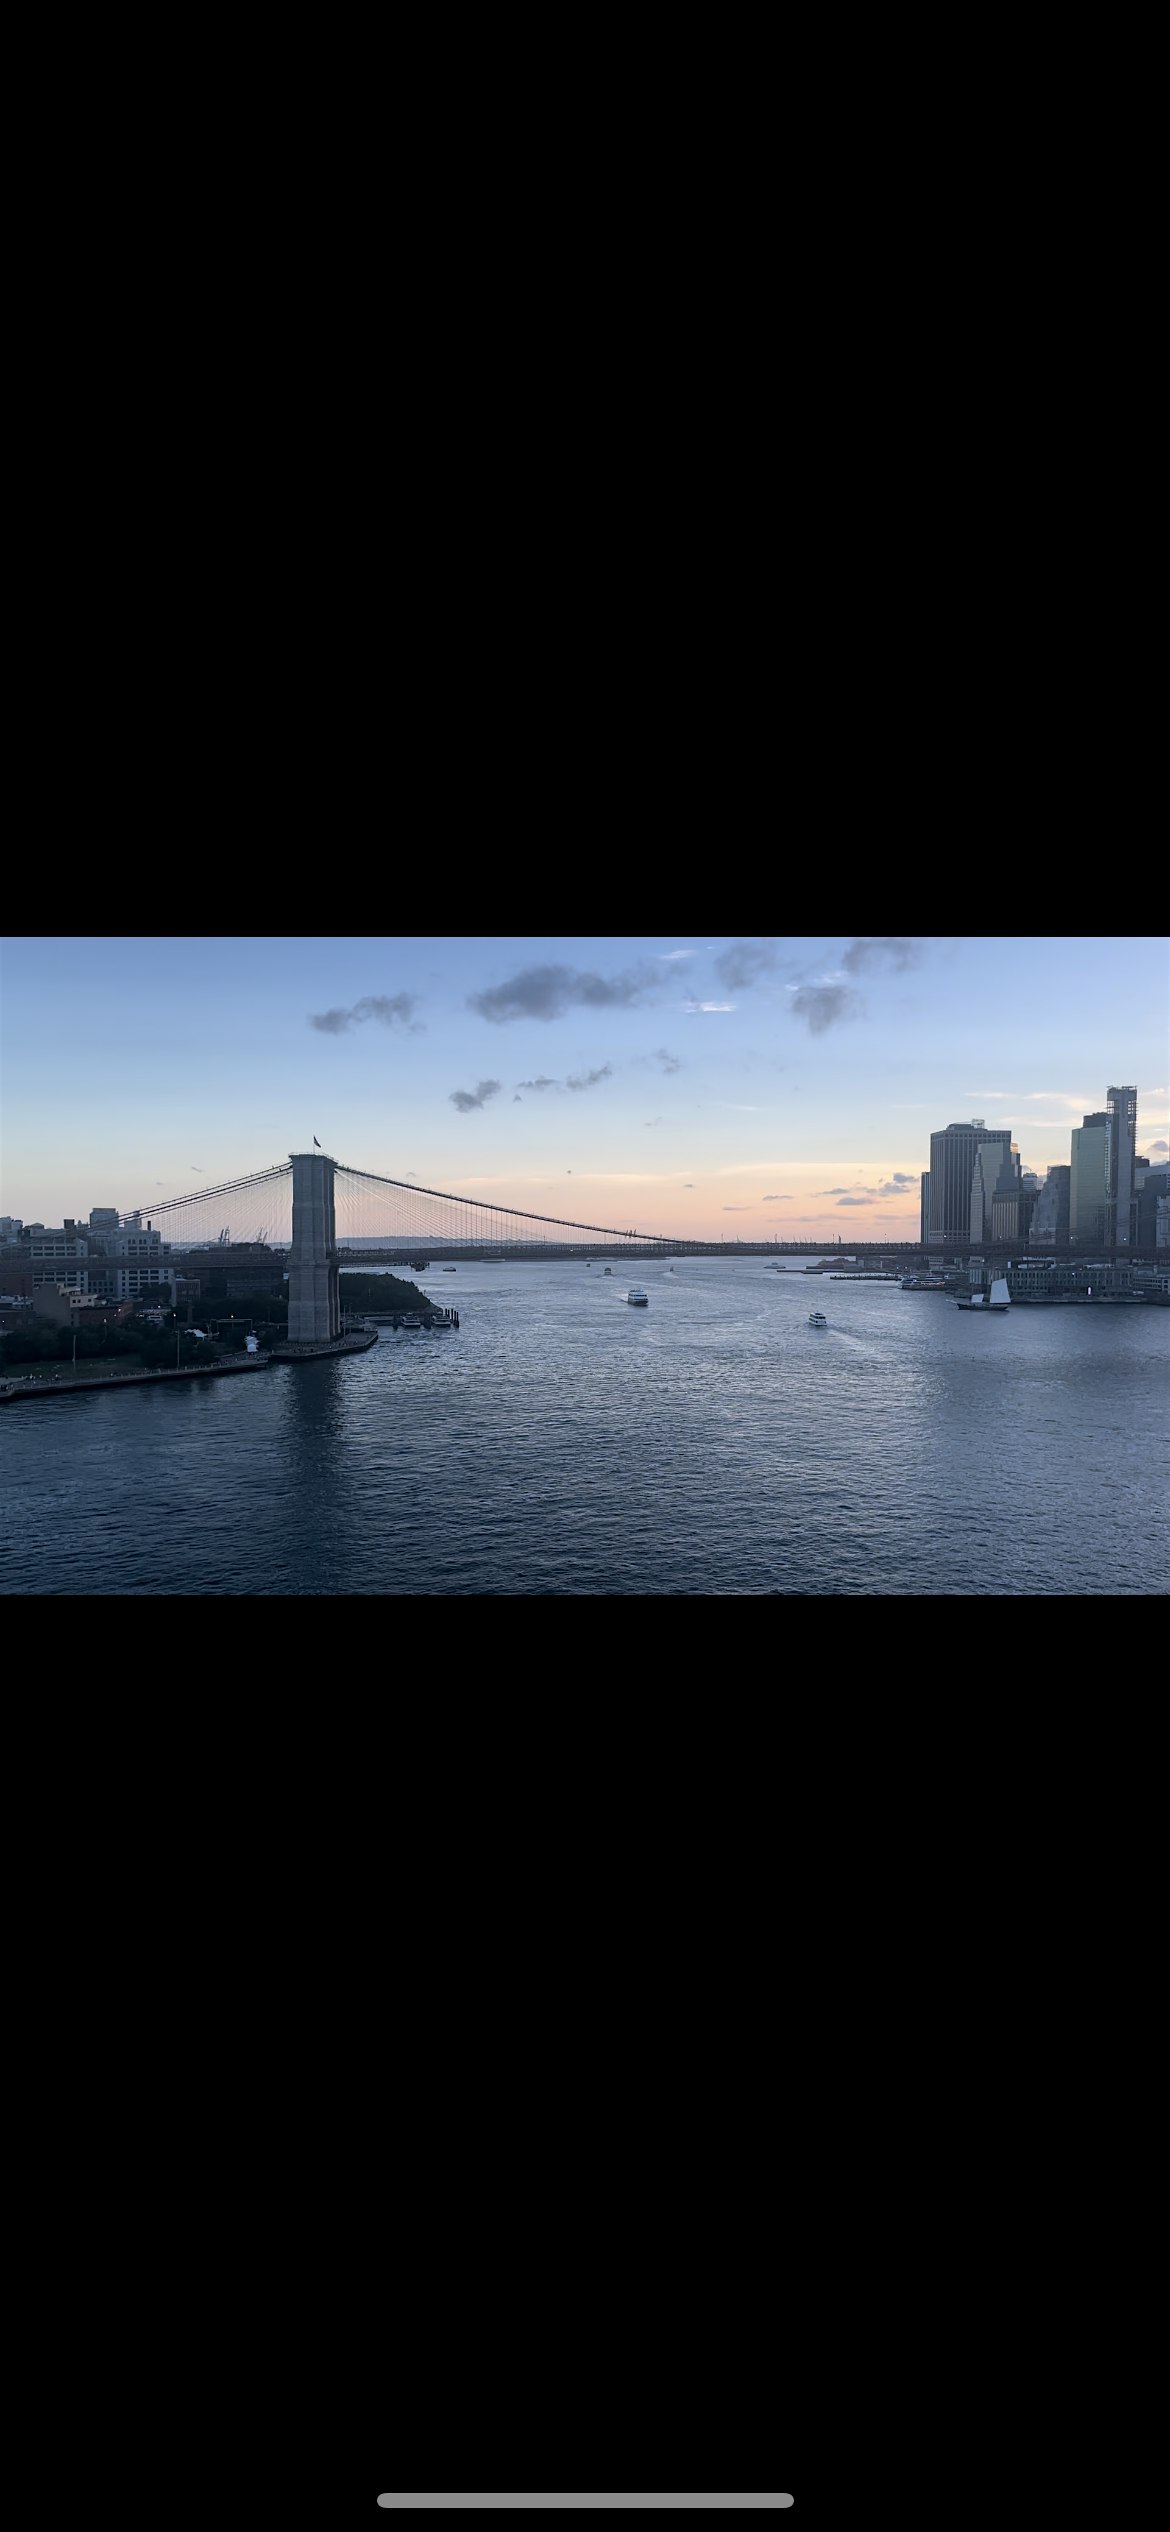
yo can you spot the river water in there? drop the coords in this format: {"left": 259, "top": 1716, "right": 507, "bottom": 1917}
{"left": 3, "top": 1260, "right": 1166, "bottom": 1593}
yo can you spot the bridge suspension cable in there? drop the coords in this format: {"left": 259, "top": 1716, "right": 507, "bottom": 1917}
{"left": 333, "top": 1162, "right": 664, "bottom": 1246}
{"left": 135, "top": 1155, "right": 666, "bottom": 1251}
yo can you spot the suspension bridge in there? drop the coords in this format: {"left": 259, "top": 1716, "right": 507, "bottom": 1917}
{"left": 133, "top": 1154, "right": 680, "bottom": 1262}
{"left": 132, "top": 1153, "right": 688, "bottom": 1352}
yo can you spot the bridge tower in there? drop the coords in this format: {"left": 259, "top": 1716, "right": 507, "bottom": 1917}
{"left": 286, "top": 1151, "right": 340, "bottom": 1344}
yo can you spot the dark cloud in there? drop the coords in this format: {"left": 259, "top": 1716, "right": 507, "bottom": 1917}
{"left": 448, "top": 1080, "right": 502, "bottom": 1112}
{"left": 468, "top": 963, "right": 656, "bottom": 1023}
{"left": 714, "top": 940, "right": 776, "bottom": 991}
{"left": 683, "top": 1182, "right": 694, "bottom": 1188}
{"left": 309, "top": 993, "right": 422, "bottom": 1034}
{"left": 837, "top": 1194, "right": 875, "bottom": 1206}
{"left": 513, "top": 1095, "right": 522, "bottom": 1103}
{"left": 1150, "top": 1139, "right": 1169, "bottom": 1154}
{"left": 761, "top": 1194, "right": 792, "bottom": 1202}
{"left": 654, "top": 1048, "right": 682, "bottom": 1073}
{"left": 790, "top": 984, "right": 862, "bottom": 1033}
{"left": 841, "top": 938, "right": 921, "bottom": 974}
{"left": 516, "top": 1077, "right": 560, "bottom": 1092}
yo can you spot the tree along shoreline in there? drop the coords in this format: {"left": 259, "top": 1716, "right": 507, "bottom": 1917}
{"left": 0, "top": 1274, "right": 431, "bottom": 1375}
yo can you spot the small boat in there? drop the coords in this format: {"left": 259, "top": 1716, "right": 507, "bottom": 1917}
{"left": 443, "top": 1267, "right": 457, "bottom": 1273}
{"left": 987, "top": 1278, "right": 1011, "bottom": 1311}
{"left": 956, "top": 1291, "right": 985, "bottom": 1309}
{"left": 627, "top": 1286, "right": 649, "bottom": 1306}
{"left": 808, "top": 1309, "right": 828, "bottom": 1327}
{"left": 603, "top": 1266, "right": 612, "bottom": 1275}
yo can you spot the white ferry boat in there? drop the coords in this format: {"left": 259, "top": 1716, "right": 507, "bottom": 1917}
{"left": 627, "top": 1286, "right": 649, "bottom": 1306}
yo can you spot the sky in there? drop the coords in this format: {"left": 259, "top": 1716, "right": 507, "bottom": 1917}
{"left": 2, "top": 935, "right": 1167, "bottom": 1240}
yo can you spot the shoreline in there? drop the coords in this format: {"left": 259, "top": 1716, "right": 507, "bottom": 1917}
{"left": 0, "top": 1356, "right": 275, "bottom": 1403}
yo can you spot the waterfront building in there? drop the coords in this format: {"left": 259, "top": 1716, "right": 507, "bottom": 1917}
{"left": 919, "top": 1172, "right": 930, "bottom": 1243}
{"left": 25, "top": 1228, "right": 93, "bottom": 1292}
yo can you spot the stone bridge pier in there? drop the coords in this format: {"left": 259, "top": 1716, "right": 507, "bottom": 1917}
{"left": 286, "top": 1151, "right": 340, "bottom": 1344}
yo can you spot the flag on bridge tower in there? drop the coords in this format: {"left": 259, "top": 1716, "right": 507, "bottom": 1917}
{"left": 313, "top": 1137, "right": 321, "bottom": 1148}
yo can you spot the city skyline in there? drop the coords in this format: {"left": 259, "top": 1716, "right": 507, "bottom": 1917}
{"left": 2, "top": 934, "right": 1167, "bottom": 1242}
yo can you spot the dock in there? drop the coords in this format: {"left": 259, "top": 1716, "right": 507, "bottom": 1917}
{"left": 270, "top": 1328, "right": 379, "bottom": 1360}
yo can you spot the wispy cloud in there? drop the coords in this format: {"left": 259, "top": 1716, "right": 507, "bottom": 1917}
{"left": 820, "top": 1175, "right": 916, "bottom": 1200}
{"left": 654, "top": 1047, "right": 682, "bottom": 1073}
{"left": 790, "top": 984, "right": 862, "bottom": 1034}
{"left": 685, "top": 1000, "right": 736, "bottom": 1014}
{"left": 714, "top": 941, "right": 776, "bottom": 991}
{"left": 761, "top": 1193, "right": 792, "bottom": 1202}
{"left": 842, "top": 937, "right": 921, "bottom": 974}
{"left": 469, "top": 963, "right": 657, "bottom": 1022}
{"left": 513, "top": 1066, "right": 612, "bottom": 1095}
{"left": 448, "top": 1080, "right": 502, "bottom": 1112}
{"left": 657, "top": 950, "right": 694, "bottom": 963}
{"left": 722, "top": 1204, "right": 754, "bottom": 1211}
{"left": 309, "top": 994, "right": 422, "bottom": 1034}
{"left": 836, "top": 1194, "right": 876, "bottom": 1205}
{"left": 1022, "top": 1091, "right": 1097, "bottom": 1107}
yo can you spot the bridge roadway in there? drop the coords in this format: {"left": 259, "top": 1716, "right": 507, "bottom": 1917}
{"left": 171, "top": 1239, "right": 1167, "bottom": 1270}
{"left": 330, "top": 1242, "right": 1165, "bottom": 1265}
{"left": 331, "top": 1242, "right": 922, "bottom": 1264}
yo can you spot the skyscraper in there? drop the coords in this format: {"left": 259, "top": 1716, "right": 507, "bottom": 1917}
{"left": 920, "top": 1171, "right": 931, "bottom": 1243}
{"left": 970, "top": 1141, "right": 1024, "bottom": 1244}
{"left": 1106, "top": 1085, "right": 1137, "bottom": 1246}
{"left": 1070, "top": 1113, "right": 1110, "bottom": 1245}
{"left": 928, "top": 1120, "right": 1013, "bottom": 1246}
{"left": 1029, "top": 1165, "right": 1070, "bottom": 1245}
{"left": 1135, "top": 1162, "right": 1170, "bottom": 1249}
